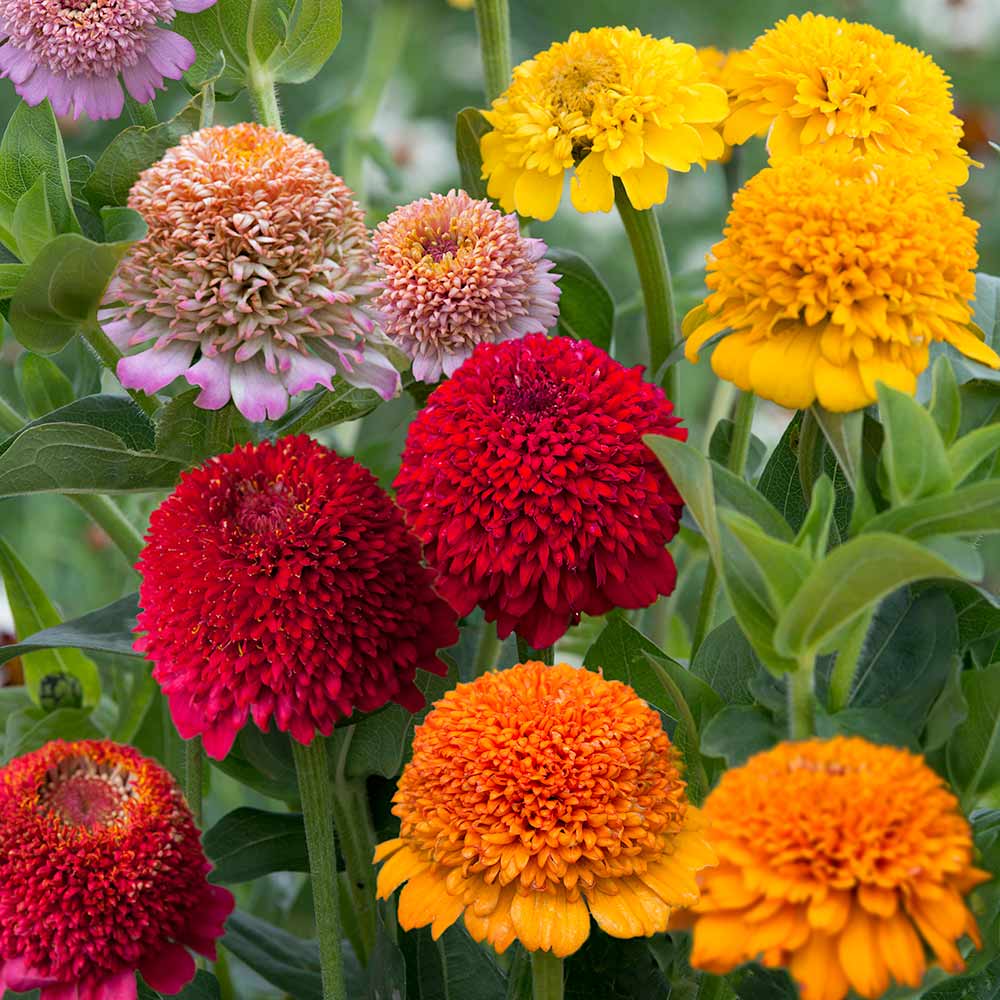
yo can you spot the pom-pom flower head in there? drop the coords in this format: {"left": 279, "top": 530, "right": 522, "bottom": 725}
{"left": 373, "top": 189, "right": 561, "bottom": 382}
{"left": 684, "top": 150, "right": 999, "bottom": 412}
{"left": 102, "top": 123, "right": 400, "bottom": 422}
{"left": 0, "top": 739, "right": 234, "bottom": 1000}
{"left": 135, "top": 435, "right": 459, "bottom": 760}
{"left": 690, "top": 737, "right": 989, "bottom": 1000}
{"left": 375, "top": 661, "right": 715, "bottom": 956}
{"left": 394, "top": 333, "right": 686, "bottom": 648}
{"left": 0, "top": 0, "right": 215, "bottom": 121}
{"left": 724, "top": 12, "right": 973, "bottom": 184}
{"left": 479, "top": 26, "right": 728, "bottom": 221}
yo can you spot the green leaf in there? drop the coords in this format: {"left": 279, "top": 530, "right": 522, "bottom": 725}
{"left": 877, "top": 382, "right": 953, "bottom": 506}
{"left": 548, "top": 249, "right": 614, "bottom": 352}
{"left": 700, "top": 705, "right": 781, "bottom": 766}
{"left": 3, "top": 706, "right": 101, "bottom": 762}
{"left": 710, "top": 463, "right": 794, "bottom": 542}
{"left": 155, "top": 390, "right": 252, "bottom": 466}
{"left": 774, "top": 533, "right": 974, "bottom": 658}
{"left": 948, "top": 663, "right": 1000, "bottom": 806}
{"left": 0, "top": 421, "right": 185, "bottom": 496}
{"left": 11, "top": 174, "right": 55, "bottom": 263}
{"left": 794, "top": 475, "right": 835, "bottom": 559}
{"left": 174, "top": 0, "right": 253, "bottom": 89}
{"left": 271, "top": 378, "right": 383, "bottom": 437}
{"left": 456, "top": 107, "right": 490, "bottom": 201}
{"left": 0, "top": 263, "right": 27, "bottom": 299}
{"left": 203, "top": 807, "right": 309, "bottom": 883}
{"left": 708, "top": 419, "right": 766, "bottom": 477}
{"left": 944, "top": 583, "right": 1000, "bottom": 648}
{"left": 100, "top": 206, "right": 147, "bottom": 243}
{"left": 14, "top": 352, "right": 74, "bottom": 419}
{"left": 924, "top": 655, "right": 967, "bottom": 751}
{"left": 260, "top": 0, "right": 343, "bottom": 84}
{"left": 0, "top": 538, "right": 101, "bottom": 707}
{"left": 918, "top": 956, "right": 1000, "bottom": 1000}
{"left": 930, "top": 354, "right": 962, "bottom": 445}
{"left": 434, "top": 924, "right": 508, "bottom": 1000}
{"left": 861, "top": 481, "right": 1000, "bottom": 539}
{"left": 949, "top": 424, "right": 1000, "bottom": 484}
{"left": 223, "top": 910, "right": 322, "bottom": 1000}
{"left": 138, "top": 971, "right": 222, "bottom": 1000}
{"left": 690, "top": 617, "right": 761, "bottom": 706}
{"left": 368, "top": 916, "right": 408, "bottom": 1000}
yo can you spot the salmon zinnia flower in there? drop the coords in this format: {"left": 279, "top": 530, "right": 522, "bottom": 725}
{"left": 724, "top": 13, "right": 973, "bottom": 184}
{"left": 690, "top": 738, "right": 989, "bottom": 1000}
{"left": 373, "top": 189, "right": 560, "bottom": 382}
{"left": 0, "top": 739, "right": 234, "bottom": 1000}
{"left": 102, "top": 123, "right": 399, "bottom": 422}
{"left": 375, "top": 661, "right": 715, "bottom": 956}
{"left": 135, "top": 435, "right": 458, "bottom": 760}
{"left": 479, "top": 26, "right": 728, "bottom": 220}
{"left": 685, "top": 150, "right": 999, "bottom": 412}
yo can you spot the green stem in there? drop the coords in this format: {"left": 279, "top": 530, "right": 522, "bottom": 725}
{"left": 788, "top": 658, "right": 816, "bottom": 739}
{"left": 70, "top": 495, "right": 145, "bottom": 564}
{"left": 828, "top": 608, "right": 874, "bottom": 712}
{"left": 0, "top": 395, "right": 25, "bottom": 435}
{"left": 292, "top": 737, "right": 346, "bottom": 1000}
{"left": 82, "top": 322, "right": 159, "bottom": 417}
{"left": 248, "top": 69, "right": 282, "bottom": 131}
{"left": 690, "top": 563, "right": 718, "bottom": 658}
{"left": 474, "top": 0, "right": 512, "bottom": 103}
{"left": 474, "top": 621, "right": 502, "bottom": 675}
{"left": 160, "top": 692, "right": 186, "bottom": 784}
{"left": 185, "top": 737, "right": 204, "bottom": 827}
{"left": 214, "top": 947, "right": 237, "bottom": 1000}
{"left": 516, "top": 637, "right": 554, "bottom": 665}
{"left": 199, "top": 81, "right": 216, "bottom": 130}
{"left": 531, "top": 951, "right": 564, "bottom": 1000}
{"left": 614, "top": 181, "right": 677, "bottom": 400}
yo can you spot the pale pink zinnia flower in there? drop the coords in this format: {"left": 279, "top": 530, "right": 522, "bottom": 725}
{"left": 373, "top": 189, "right": 561, "bottom": 382}
{"left": 101, "top": 123, "right": 400, "bottom": 422}
{"left": 0, "top": 0, "right": 216, "bottom": 121}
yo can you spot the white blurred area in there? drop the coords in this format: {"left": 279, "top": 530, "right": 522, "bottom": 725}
{"left": 0, "top": 582, "right": 11, "bottom": 635}
{"left": 904, "top": 0, "right": 1000, "bottom": 49}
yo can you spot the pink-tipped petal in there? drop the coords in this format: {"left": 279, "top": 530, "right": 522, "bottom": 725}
{"left": 77, "top": 74, "right": 125, "bottom": 121}
{"left": 185, "top": 353, "right": 233, "bottom": 410}
{"left": 230, "top": 360, "right": 290, "bottom": 422}
{"left": 0, "top": 42, "right": 37, "bottom": 85}
{"left": 281, "top": 351, "right": 337, "bottom": 395}
{"left": 117, "top": 341, "right": 196, "bottom": 394}
{"left": 172, "top": 0, "right": 218, "bottom": 10}
{"left": 339, "top": 346, "right": 401, "bottom": 399}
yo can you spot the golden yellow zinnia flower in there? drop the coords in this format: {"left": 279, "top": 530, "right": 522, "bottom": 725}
{"left": 684, "top": 150, "right": 999, "bottom": 412}
{"left": 696, "top": 46, "right": 739, "bottom": 164}
{"left": 479, "top": 27, "right": 728, "bottom": 221}
{"left": 725, "top": 12, "right": 973, "bottom": 184}
{"left": 374, "top": 661, "right": 715, "bottom": 956}
{"left": 690, "top": 738, "right": 990, "bottom": 1000}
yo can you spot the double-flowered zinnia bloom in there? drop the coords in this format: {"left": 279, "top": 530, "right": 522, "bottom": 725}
{"left": 0, "top": 739, "right": 234, "bottom": 1000}
{"left": 0, "top": 0, "right": 215, "bottom": 120}
{"left": 691, "top": 738, "right": 989, "bottom": 1000}
{"left": 373, "top": 189, "right": 560, "bottom": 382}
{"left": 479, "top": 26, "right": 728, "bottom": 220}
{"left": 375, "top": 661, "right": 715, "bottom": 956}
{"left": 685, "top": 150, "right": 999, "bottom": 412}
{"left": 394, "top": 333, "right": 686, "bottom": 649}
{"left": 135, "top": 435, "right": 458, "bottom": 760}
{"left": 724, "top": 13, "right": 972, "bottom": 184}
{"left": 103, "top": 123, "right": 399, "bottom": 422}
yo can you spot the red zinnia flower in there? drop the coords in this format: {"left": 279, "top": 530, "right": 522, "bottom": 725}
{"left": 0, "top": 739, "right": 234, "bottom": 1000}
{"left": 136, "top": 435, "right": 459, "bottom": 759}
{"left": 393, "top": 334, "right": 686, "bottom": 648}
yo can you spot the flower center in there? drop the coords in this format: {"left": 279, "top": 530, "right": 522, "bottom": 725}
{"left": 497, "top": 369, "right": 563, "bottom": 417}
{"left": 547, "top": 53, "right": 620, "bottom": 117}
{"left": 39, "top": 755, "right": 135, "bottom": 829}
{"left": 421, "top": 235, "right": 461, "bottom": 261}
{"left": 234, "top": 482, "right": 295, "bottom": 533}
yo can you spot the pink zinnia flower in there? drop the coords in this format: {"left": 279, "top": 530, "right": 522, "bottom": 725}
{"left": 0, "top": 0, "right": 216, "bottom": 121}
{"left": 101, "top": 123, "right": 400, "bottom": 421}
{"left": 373, "top": 189, "right": 560, "bottom": 382}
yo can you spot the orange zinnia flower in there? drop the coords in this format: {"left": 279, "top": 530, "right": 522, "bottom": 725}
{"left": 374, "top": 661, "right": 715, "bottom": 957}
{"left": 690, "top": 738, "right": 989, "bottom": 1000}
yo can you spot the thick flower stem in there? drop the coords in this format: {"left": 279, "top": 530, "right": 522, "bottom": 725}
{"left": 474, "top": 0, "right": 512, "bottom": 103}
{"left": 184, "top": 737, "right": 204, "bottom": 827}
{"left": 614, "top": 181, "right": 677, "bottom": 401}
{"left": 249, "top": 70, "right": 283, "bottom": 132}
{"left": 531, "top": 951, "right": 564, "bottom": 1000}
{"left": 70, "top": 495, "right": 145, "bottom": 565}
{"left": 789, "top": 658, "right": 816, "bottom": 739}
{"left": 516, "top": 637, "right": 554, "bottom": 665}
{"left": 82, "top": 322, "right": 160, "bottom": 418}
{"left": 828, "top": 607, "right": 874, "bottom": 712}
{"left": 293, "top": 736, "right": 347, "bottom": 1000}
{"left": 474, "top": 622, "right": 502, "bottom": 675}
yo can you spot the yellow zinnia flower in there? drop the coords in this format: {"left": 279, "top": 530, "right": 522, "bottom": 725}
{"left": 479, "top": 27, "right": 728, "bottom": 221}
{"left": 684, "top": 150, "right": 999, "bottom": 412}
{"left": 696, "top": 46, "right": 739, "bottom": 164}
{"left": 725, "top": 12, "right": 973, "bottom": 184}
{"left": 690, "top": 738, "right": 990, "bottom": 1000}
{"left": 374, "top": 661, "right": 715, "bottom": 957}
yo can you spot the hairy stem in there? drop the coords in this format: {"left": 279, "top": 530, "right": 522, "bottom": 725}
{"left": 789, "top": 658, "right": 817, "bottom": 739}
{"left": 474, "top": 0, "right": 512, "bottom": 103}
{"left": 828, "top": 608, "right": 874, "bottom": 713}
{"left": 249, "top": 69, "right": 283, "bottom": 131}
{"left": 185, "top": 737, "right": 204, "bottom": 827}
{"left": 531, "top": 952, "right": 564, "bottom": 1000}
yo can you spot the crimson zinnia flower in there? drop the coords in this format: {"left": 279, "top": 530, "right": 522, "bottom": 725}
{"left": 394, "top": 334, "right": 686, "bottom": 648}
{"left": 136, "top": 435, "right": 458, "bottom": 759}
{"left": 0, "top": 739, "right": 234, "bottom": 1000}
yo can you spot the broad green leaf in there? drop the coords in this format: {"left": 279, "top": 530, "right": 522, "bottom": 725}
{"left": 51, "top": 337, "right": 102, "bottom": 397}
{"left": 861, "top": 481, "right": 1000, "bottom": 539}
{"left": 930, "top": 354, "right": 962, "bottom": 445}
{"left": 774, "top": 533, "right": 974, "bottom": 658}
{"left": 948, "top": 664, "right": 1000, "bottom": 806}
{"left": 710, "top": 462, "right": 794, "bottom": 542}
{"left": 565, "top": 934, "right": 671, "bottom": 1000}
{"left": 944, "top": 583, "right": 1000, "bottom": 648}
{"left": 794, "top": 475, "right": 835, "bottom": 559}
{"left": 644, "top": 435, "right": 720, "bottom": 554}
{"left": 816, "top": 706, "right": 919, "bottom": 750}
{"left": 100, "top": 206, "right": 147, "bottom": 243}
{"left": 0, "top": 421, "right": 185, "bottom": 496}
{"left": 138, "top": 971, "right": 222, "bottom": 1000}
{"left": 918, "top": 957, "right": 1000, "bottom": 1000}
{"left": 0, "top": 262, "right": 27, "bottom": 299}
{"left": 271, "top": 378, "right": 383, "bottom": 437}
{"left": 209, "top": 726, "right": 299, "bottom": 802}
{"left": 0, "top": 538, "right": 101, "bottom": 707}
{"left": 156, "top": 390, "right": 252, "bottom": 466}
{"left": 700, "top": 706, "right": 781, "bottom": 767}
{"left": 3, "top": 706, "right": 102, "bottom": 762}
{"left": 11, "top": 174, "right": 55, "bottom": 263}
{"left": 924, "top": 656, "right": 967, "bottom": 752}
{"left": 14, "top": 352, "right": 74, "bottom": 419}
{"left": 111, "top": 670, "right": 158, "bottom": 743}
{"left": 175, "top": 0, "right": 253, "bottom": 89}
{"left": 548, "top": 248, "right": 615, "bottom": 352}
{"left": 203, "top": 807, "right": 309, "bottom": 883}
{"left": 729, "top": 967, "right": 798, "bottom": 1000}
{"left": 949, "top": 424, "right": 1000, "bottom": 484}
{"left": 877, "top": 382, "right": 953, "bottom": 506}
{"left": 436, "top": 924, "right": 507, "bottom": 1000}
{"left": 260, "top": 0, "right": 343, "bottom": 84}
{"left": 708, "top": 419, "right": 766, "bottom": 477}
{"left": 456, "top": 107, "right": 490, "bottom": 201}
{"left": 690, "top": 616, "right": 761, "bottom": 706}
{"left": 223, "top": 910, "right": 322, "bottom": 1000}
{"left": 974, "top": 272, "right": 1000, "bottom": 352}
{"left": 369, "top": 917, "right": 408, "bottom": 1000}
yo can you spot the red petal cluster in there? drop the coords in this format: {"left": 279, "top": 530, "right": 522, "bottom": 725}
{"left": 0, "top": 739, "right": 233, "bottom": 1000}
{"left": 394, "top": 334, "right": 686, "bottom": 647}
{"left": 136, "top": 435, "right": 459, "bottom": 760}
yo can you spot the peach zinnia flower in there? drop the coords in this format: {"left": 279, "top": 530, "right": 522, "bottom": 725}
{"left": 373, "top": 190, "right": 560, "bottom": 382}
{"left": 374, "top": 662, "right": 715, "bottom": 957}
{"left": 102, "top": 123, "right": 399, "bottom": 422}
{"left": 690, "top": 737, "right": 989, "bottom": 1000}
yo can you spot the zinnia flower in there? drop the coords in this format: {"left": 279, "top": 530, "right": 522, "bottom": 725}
{"left": 479, "top": 26, "right": 728, "bottom": 221}
{"left": 135, "top": 435, "right": 458, "bottom": 760}
{"left": 373, "top": 189, "right": 561, "bottom": 382}
{"left": 0, "top": 739, "right": 234, "bottom": 1000}
{"left": 374, "top": 661, "right": 715, "bottom": 956}
{"left": 690, "top": 737, "right": 989, "bottom": 1000}
{"left": 684, "top": 150, "right": 1000, "bottom": 412}
{"left": 393, "top": 333, "right": 686, "bottom": 648}
{"left": 0, "top": 0, "right": 215, "bottom": 121}
{"left": 102, "top": 123, "right": 399, "bottom": 423}
{"left": 724, "top": 12, "right": 973, "bottom": 184}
